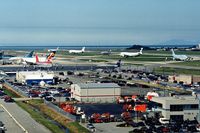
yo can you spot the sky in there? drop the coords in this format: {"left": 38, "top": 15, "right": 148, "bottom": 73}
{"left": 0, "top": 0, "right": 200, "bottom": 45}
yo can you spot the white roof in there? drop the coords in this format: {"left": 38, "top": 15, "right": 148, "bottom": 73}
{"left": 76, "top": 83, "right": 120, "bottom": 89}
{"left": 25, "top": 74, "right": 54, "bottom": 80}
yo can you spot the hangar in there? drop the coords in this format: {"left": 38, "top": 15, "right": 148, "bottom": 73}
{"left": 71, "top": 83, "right": 121, "bottom": 103}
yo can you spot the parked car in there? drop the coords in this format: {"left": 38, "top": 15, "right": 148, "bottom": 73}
{"left": 45, "top": 96, "right": 56, "bottom": 102}
{"left": 52, "top": 93, "right": 62, "bottom": 97}
{"left": 4, "top": 96, "right": 14, "bottom": 102}
{"left": 159, "top": 118, "right": 169, "bottom": 125}
{"left": 196, "top": 124, "right": 200, "bottom": 131}
{"left": 0, "top": 121, "right": 5, "bottom": 132}
{"left": 39, "top": 92, "right": 51, "bottom": 98}
{"left": 86, "top": 123, "right": 96, "bottom": 132}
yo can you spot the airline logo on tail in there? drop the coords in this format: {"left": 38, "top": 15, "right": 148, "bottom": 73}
{"left": 35, "top": 52, "right": 54, "bottom": 64}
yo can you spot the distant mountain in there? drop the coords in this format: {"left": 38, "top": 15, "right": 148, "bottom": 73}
{"left": 153, "top": 39, "right": 199, "bottom": 46}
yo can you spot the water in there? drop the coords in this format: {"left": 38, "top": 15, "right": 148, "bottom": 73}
{"left": 0, "top": 44, "right": 194, "bottom": 51}
{"left": 0, "top": 45, "right": 130, "bottom": 50}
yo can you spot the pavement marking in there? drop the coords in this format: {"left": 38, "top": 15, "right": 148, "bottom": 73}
{"left": 0, "top": 104, "right": 29, "bottom": 133}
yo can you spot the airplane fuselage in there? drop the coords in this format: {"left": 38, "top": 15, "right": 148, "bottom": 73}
{"left": 9, "top": 56, "right": 47, "bottom": 64}
{"left": 173, "top": 55, "right": 188, "bottom": 61}
{"left": 120, "top": 52, "right": 141, "bottom": 57}
{"left": 69, "top": 50, "right": 84, "bottom": 54}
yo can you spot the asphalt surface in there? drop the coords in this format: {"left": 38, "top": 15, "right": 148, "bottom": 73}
{"left": 0, "top": 65, "right": 116, "bottom": 72}
{"left": 81, "top": 122, "right": 133, "bottom": 133}
{"left": 0, "top": 105, "right": 22, "bottom": 133}
{"left": 76, "top": 103, "right": 124, "bottom": 117}
{"left": 0, "top": 99, "right": 51, "bottom": 133}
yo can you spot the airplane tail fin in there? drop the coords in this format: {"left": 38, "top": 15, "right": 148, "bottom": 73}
{"left": 171, "top": 49, "right": 175, "bottom": 56}
{"left": 140, "top": 48, "right": 143, "bottom": 54}
{"left": 46, "top": 52, "right": 54, "bottom": 61}
{"left": 25, "top": 51, "right": 34, "bottom": 57}
{"left": 35, "top": 54, "right": 39, "bottom": 63}
{"left": 116, "top": 60, "right": 122, "bottom": 67}
{"left": 0, "top": 51, "right": 3, "bottom": 59}
{"left": 82, "top": 47, "right": 85, "bottom": 52}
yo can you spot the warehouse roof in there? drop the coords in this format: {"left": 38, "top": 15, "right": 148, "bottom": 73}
{"left": 152, "top": 95, "right": 199, "bottom": 104}
{"left": 77, "top": 83, "right": 120, "bottom": 89}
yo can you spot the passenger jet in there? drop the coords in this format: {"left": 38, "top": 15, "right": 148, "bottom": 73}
{"left": 69, "top": 47, "right": 85, "bottom": 54}
{"left": 171, "top": 49, "right": 191, "bottom": 61}
{"left": 48, "top": 47, "right": 59, "bottom": 53}
{"left": 120, "top": 48, "right": 143, "bottom": 57}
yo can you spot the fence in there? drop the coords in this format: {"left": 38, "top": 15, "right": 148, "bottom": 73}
{"left": 44, "top": 100, "right": 78, "bottom": 121}
{"left": 3, "top": 81, "right": 28, "bottom": 97}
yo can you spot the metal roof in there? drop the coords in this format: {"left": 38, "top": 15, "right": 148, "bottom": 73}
{"left": 77, "top": 83, "right": 120, "bottom": 89}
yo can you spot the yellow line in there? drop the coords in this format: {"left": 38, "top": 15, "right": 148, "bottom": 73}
{"left": 0, "top": 104, "right": 28, "bottom": 133}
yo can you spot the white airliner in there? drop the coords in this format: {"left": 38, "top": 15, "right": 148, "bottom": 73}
{"left": 120, "top": 48, "right": 143, "bottom": 57}
{"left": 24, "top": 52, "right": 54, "bottom": 65}
{"left": 9, "top": 52, "right": 55, "bottom": 65}
{"left": 9, "top": 51, "right": 34, "bottom": 64}
{"left": 69, "top": 47, "right": 85, "bottom": 54}
{"left": 48, "top": 47, "right": 59, "bottom": 53}
{"left": 171, "top": 49, "right": 190, "bottom": 61}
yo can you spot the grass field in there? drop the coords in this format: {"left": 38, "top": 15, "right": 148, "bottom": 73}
{"left": 146, "top": 50, "right": 200, "bottom": 55}
{"left": 79, "top": 59, "right": 108, "bottom": 62}
{"left": 99, "top": 54, "right": 173, "bottom": 62}
{"left": 57, "top": 51, "right": 98, "bottom": 56}
{"left": 3, "top": 87, "right": 21, "bottom": 98}
{"left": 172, "top": 60, "right": 200, "bottom": 67}
{"left": 16, "top": 100, "right": 65, "bottom": 133}
{"left": 16, "top": 99, "right": 89, "bottom": 133}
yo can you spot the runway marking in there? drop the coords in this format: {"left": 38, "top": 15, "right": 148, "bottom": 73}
{"left": 0, "top": 104, "right": 28, "bottom": 133}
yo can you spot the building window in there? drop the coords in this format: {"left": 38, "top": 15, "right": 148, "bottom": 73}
{"left": 191, "top": 104, "right": 199, "bottom": 109}
{"left": 151, "top": 102, "right": 162, "bottom": 108}
{"left": 170, "top": 115, "right": 183, "bottom": 121}
{"left": 157, "top": 103, "right": 163, "bottom": 108}
{"left": 170, "top": 105, "right": 183, "bottom": 111}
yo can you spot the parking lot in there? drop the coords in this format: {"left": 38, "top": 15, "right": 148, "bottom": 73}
{"left": 76, "top": 103, "right": 124, "bottom": 117}
{"left": 82, "top": 122, "right": 133, "bottom": 133}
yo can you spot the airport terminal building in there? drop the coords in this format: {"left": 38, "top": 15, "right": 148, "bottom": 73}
{"left": 152, "top": 95, "right": 199, "bottom": 121}
{"left": 70, "top": 83, "right": 121, "bottom": 103}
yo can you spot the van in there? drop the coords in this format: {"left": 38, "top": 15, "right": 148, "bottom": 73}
{"left": 159, "top": 118, "right": 169, "bottom": 124}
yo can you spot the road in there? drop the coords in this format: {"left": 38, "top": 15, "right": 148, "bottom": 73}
{"left": 0, "top": 64, "right": 116, "bottom": 72}
{"left": 0, "top": 99, "right": 51, "bottom": 133}
{"left": 0, "top": 105, "right": 22, "bottom": 133}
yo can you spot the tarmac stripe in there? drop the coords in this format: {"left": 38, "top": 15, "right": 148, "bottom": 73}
{"left": 0, "top": 104, "right": 29, "bottom": 133}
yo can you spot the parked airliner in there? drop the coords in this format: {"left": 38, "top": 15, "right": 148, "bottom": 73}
{"left": 120, "top": 48, "right": 143, "bottom": 57}
{"left": 48, "top": 47, "right": 59, "bottom": 53}
{"left": 69, "top": 47, "right": 85, "bottom": 54}
{"left": 171, "top": 49, "right": 191, "bottom": 61}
